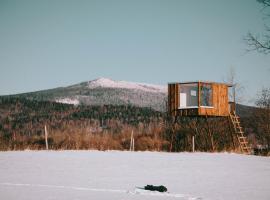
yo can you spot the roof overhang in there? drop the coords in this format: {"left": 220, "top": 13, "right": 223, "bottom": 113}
{"left": 168, "top": 81, "right": 233, "bottom": 87}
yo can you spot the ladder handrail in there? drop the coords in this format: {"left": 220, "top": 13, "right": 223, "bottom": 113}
{"left": 229, "top": 112, "right": 251, "bottom": 154}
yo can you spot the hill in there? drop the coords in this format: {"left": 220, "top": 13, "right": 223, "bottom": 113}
{"left": 5, "top": 78, "right": 167, "bottom": 111}
{"left": 0, "top": 79, "right": 259, "bottom": 152}
{"left": 2, "top": 78, "right": 256, "bottom": 117}
{"left": 0, "top": 96, "right": 254, "bottom": 152}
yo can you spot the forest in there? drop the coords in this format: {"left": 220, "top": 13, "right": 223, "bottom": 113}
{"left": 0, "top": 96, "right": 269, "bottom": 155}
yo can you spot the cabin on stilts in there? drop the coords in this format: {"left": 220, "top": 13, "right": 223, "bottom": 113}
{"left": 168, "top": 81, "right": 252, "bottom": 154}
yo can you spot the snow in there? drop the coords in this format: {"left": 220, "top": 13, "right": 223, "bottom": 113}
{"left": 88, "top": 78, "right": 167, "bottom": 93}
{"left": 55, "top": 97, "right": 80, "bottom": 105}
{"left": 0, "top": 151, "right": 269, "bottom": 200}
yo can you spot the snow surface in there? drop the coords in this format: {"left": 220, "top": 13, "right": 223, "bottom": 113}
{"left": 55, "top": 97, "right": 80, "bottom": 105}
{"left": 88, "top": 78, "right": 167, "bottom": 93}
{"left": 0, "top": 151, "right": 269, "bottom": 200}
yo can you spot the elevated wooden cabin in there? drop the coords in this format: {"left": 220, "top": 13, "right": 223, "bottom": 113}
{"left": 168, "top": 81, "right": 234, "bottom": 117}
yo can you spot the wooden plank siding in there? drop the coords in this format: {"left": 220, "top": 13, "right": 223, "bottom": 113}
{"left": 168, "top": 82, "right": 230, "bottom": 117}
{"left": 168, "top": 83, "right": 180, "bottom": 116}
{"left": 198, "top": 83, "right": 229, "bottom": 116}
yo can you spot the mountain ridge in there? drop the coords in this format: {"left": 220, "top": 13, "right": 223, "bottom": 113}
{"left": 4, "top": 78, "right": 167, "bottom": 111}
{"left": 1, "top": 77, "right": 255, "bottom": 116}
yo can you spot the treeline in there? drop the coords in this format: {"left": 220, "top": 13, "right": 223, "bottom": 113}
{"left": 0, "top": 96, "right": 268, "bottom": 155}
{"left": 0, "top": 97, "right": 165, "bottom": 151}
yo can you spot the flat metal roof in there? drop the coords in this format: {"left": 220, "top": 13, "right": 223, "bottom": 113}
{"left": 168, "top": 81, "right": 233, "bottom": 87}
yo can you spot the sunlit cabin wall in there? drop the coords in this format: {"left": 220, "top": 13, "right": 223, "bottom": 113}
{"left": 168, "top": 82, "right": 230, "bottom": 117}
{"left": 198, "top": 83, "right": 229, "bottom": 116}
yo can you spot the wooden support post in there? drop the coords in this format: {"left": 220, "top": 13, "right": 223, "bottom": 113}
{"left": 44, "top": 125, "right": 49, "bottom": 150}
{"left": 198, "top": 82, "right": 201, "bottom": 110}
{"left": 233, "top": 84, "right": 236, "bottom": 114}
{"left": 130, "top": 130, "right": 134, "bottom": 151}
{"left": 227, "top": 116, "right": 236, "bottom": 149}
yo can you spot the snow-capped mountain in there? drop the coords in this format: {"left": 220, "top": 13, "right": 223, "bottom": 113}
{"left": 88, "top": 78, "right": 167, "bottom": 93}
{"left": 8, "top": 78, "right": 168, "bottom": 111}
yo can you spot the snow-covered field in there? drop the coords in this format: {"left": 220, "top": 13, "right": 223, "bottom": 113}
{"left": 0, "top": 151, "right": 269, "bottom": 200}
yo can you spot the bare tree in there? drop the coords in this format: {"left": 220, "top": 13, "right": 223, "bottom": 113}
{"left": 245, "top": 0, "right": 270, "bottom": 54}
{"left": 224, "top": 67, "right": 245, "bottom": 105}
{"left": 253, "top": 88, "right": 270, "bottom": 150}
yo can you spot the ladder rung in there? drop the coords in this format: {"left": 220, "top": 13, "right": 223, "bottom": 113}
{"left": 230, "top": 114, "right": 252, "bottom": 155}
{"left": 238, "top": 136, "right": 246, "bottom": 139}
{"left": 238, "top": 139, "right": 247, "bottom": 142}
{"left": 237, "top": 131, "right": 244, "bottom": 134}
{"left": 239, "top": 140, "right": 248, "bottom": 143}
{"left": 240, "top": 142, "right": 248, "bottom": 145}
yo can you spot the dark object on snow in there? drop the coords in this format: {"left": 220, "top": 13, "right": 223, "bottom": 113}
{"left": 144, "top": 185, "right": 167, "bottom": 192}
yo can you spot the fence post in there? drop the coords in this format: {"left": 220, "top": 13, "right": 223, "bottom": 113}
{"left": 130, "top": 130, "right": 134, "bottom": 151}
{"left": 192, "top": 135, "right": 195, "bottom": 152}
{"left": 45, "top": 125, "right": 49, "bottom": 150}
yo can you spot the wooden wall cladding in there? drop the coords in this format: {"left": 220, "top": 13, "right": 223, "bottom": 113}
{"left": 168, "top": 82, "right": 230, "bottom": 117}
{"left": 168, "top": 83, "right": 179, "bottom": 116}
{"left": 199, "top": 83, "right": 229, "bottom": 116}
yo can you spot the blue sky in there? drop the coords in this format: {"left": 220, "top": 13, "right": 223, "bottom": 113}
{"left": 0, "top": 0, "right": 269, "bottom": 105}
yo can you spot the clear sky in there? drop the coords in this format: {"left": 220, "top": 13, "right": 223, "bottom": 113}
{"left": 0, "top": 0, "right": 269, "bottom": 105}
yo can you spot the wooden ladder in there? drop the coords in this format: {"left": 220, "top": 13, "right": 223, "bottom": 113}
{"left": 229, "top": 111, "right": 252, "bottom": 154}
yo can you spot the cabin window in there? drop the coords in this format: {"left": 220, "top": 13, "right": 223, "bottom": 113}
{"left": 200, "top": 83, "right": 213, "bottom": 107}
{"left": 179, "top": 83, "right": 198, "bottom": 108}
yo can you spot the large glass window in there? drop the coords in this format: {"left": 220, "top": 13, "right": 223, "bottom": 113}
{"left": 200, "top": 83, "right": 213, "bottom": 107}
{"left": 179, "top": 83, "right": 198, "bottom": 108}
